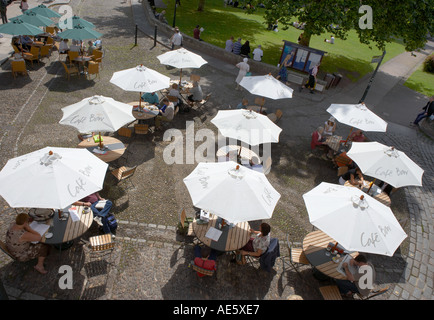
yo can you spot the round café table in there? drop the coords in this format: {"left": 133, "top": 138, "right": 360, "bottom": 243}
{"left": 127, "top": 101, "right": 159, "bottom": 120}
{"left": 78, "top": 136, "right": 126, "bottom": 163}
{"left": 40, "top": 205, "right": 94, "bottom": 250}
{"left": 302, "top": 230, "right": 359, "bottom": 280}
{"left": 192, "top": 213, "right": 251, "bottom": 252}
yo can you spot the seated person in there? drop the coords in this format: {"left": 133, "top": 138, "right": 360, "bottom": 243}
{"left": 69, "top": 40, "right": 81, "bottom": 52}
{"left": 155, "top": 98, "right": 174, "bottom": 130}
{"left": 12, "top": 37, "right": 28, "bottom": 52}
{"left": 6, "top": 213, "right": 51, "bottom": 274}
{"left": 141, "top": 91, "right": 159, "bottom": 105}
{"left": 236, "top": 98, "right": 248, "bottom": 109}
{"left": 339, "top": 166, "right": 365, "bottom": 187}
{"left": 350, "top": 130, "right": 366, "bottom": 142}
{"left": 323, "top": 116, "right": 337, "bottom": 136}
{"left": 187, "top": 81, "right": 203, "bottom": 103}
{"left": 168, "top": 83, "right": 184, "bottom": 107}
{"left": 73, "top": 192, "right": 114, "bottom": 236}
{"left": 58, "top": 39, "right": 69, "bottom": 54}
{"left": 335, "top": 254, "right": 376, "bottom": 298}
{"left": 193, "top": 245, "right": 217, "bottom": 277}
{"left": 311, "top": 126, "right": 333, "bottom": 159}
{"left": 87, "top": 40, "right": 96, "bottom": 56}
{"left": 239, "top": 223, "right": 271, "bottom": 258}
{"left": 19, "top": 35, "right": 33, "bottom": 51}
{"left": 93, "top": 39, "right": 102, "bottom": 50}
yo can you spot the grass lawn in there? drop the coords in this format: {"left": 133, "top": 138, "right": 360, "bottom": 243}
{"left": 404, "top": 64, "right": 434, "bottom": 97}
{"left": 162, "top": 0, "right": 406, "bottom": 81}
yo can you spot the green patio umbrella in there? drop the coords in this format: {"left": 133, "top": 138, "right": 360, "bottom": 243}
{"left": 57, "top": 15, "right": 95, "bottom": 30}
{"left": 0, "top": 19, "right": 43, "bottom": 36}
{"left": 11, "top": 11, "right": 54, "bottom": 28}
{"left": 56, "top": 25, "right": 102, "bottom": 41}
{"left": 27, "top": 4, "right": 61, "bottom": 18}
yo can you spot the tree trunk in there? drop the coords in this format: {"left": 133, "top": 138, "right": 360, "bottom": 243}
{"left": 198, "top": 0, "right": 205, "bottom": 12}
{"left": 299, "top": 31, "right": 311, "bottom": 47}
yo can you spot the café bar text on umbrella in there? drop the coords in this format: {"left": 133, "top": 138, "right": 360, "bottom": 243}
{"left": 157, "top": 48, "right": 207, "bottom": 82}
{"left": 239, "top": 73, "right": 294, "bottom": 102}
{"left": 183, "top": 161, "right": 281, "bottom": 224}
{"left": 347, "top": 142, "right": 424, "bottom": 188}
{"left": 110, "top": 65, "right": 170, "bottom": 109}
{"left": 59, "top": 95, "right": 136, "bottom": 148}
{"left": 303, "top": 182, "right": 407, "bottom": 257}
{"left": 0, "top": 147, "right": 108, "bottom": 209}
{"left": 211, "top": 109, "right": 282, "bottom": 146}
{"left": 28, "top": 4, "right": 62, "bottom": 18}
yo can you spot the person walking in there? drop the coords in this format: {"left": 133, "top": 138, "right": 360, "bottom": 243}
{"left": 300, "top": 63, "right": 319, "bottom": 94}
{"left": 170, "top": 27, "right": 183, "bottom": 50}
{"left": 235, "top": 57, "right": 249, "bottom": 90}
{"left": 0, "top": 0, "right": 8, "bottom": 24}
{"left": 20, "top": 0, "right": 29, "bottom": 13}
{"left": 412, "top": 96, "right": 434, "bottom": 126}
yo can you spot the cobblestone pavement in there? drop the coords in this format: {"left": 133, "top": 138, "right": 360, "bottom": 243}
{"left": 0, "top": 0, "right": 433, "bottom": 302}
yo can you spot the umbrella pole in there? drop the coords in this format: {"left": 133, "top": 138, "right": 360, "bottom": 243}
{"left": 98, "top": 131, "right": 103, "bottom": 149}
{"left": 139, "top": 92, "right": 142, "bottom": 111}
{"left": 344, "top": 127, "right": 354, "bottom": 146}
{"left": 179, "top": 68, "right": 182, "bottom": 83}
{"left": 367, "top": 179, "right": 376, "bottom": 194}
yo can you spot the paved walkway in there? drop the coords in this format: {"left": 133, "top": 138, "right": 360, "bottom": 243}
{"left": 0, "top": 0, "right": 432, "bottom": 302}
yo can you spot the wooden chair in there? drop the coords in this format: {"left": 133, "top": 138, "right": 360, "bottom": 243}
{"left": 177, "top": 209, "right": 194, "bottom": 237}
{"left": 319, "top": 285, "right": 343, "bottom": 300}
{"left": 134, "top": 124, "right": 149, "bottom": 135}
{"left": 25, "top": 46, "right": 40, "bottom": 66}
{"left": 61, "top": 61, "right": 79, "bottom": 80}
{"left": 89, "top": 234, "right": 115, "bottom": 252}
{"left": 45, "top": 37, "right": 54, "bottom": 51}
{"left": 11, "top": 60, "right": 28, "bottom": 79}
{"left": 85, "top": 61, "right": 100, "bottom": 80}
{"left": 45, "top": 26, "right": 55, "bottom": 35}
{"left": 118, "top": 127, "right": 133, "bottom": 138}
{"left": 274, "top": 109, "right": 283, "bottom": 123}
{"left": 91, "top": 49, "right": 103, "bottom": 68}
{"left": 0, "top": 240, "right": 16, "bottom": 261}
{"left": 68, "top": 50, "right": 79, "bottom": 64}
{"left": 254, "top": 97, "right": 265, "bottom": 108}
{"left": 39, "top": 45, "right": 51, "bottom": 61}
{"left": 262, "top": 156, "right": 272, "bottom": 175}
{"left": 284, "top": 233, "right": 309, "bottom": 277}
{"left": 110, "top": 165, "right": 137, "bottom": 189}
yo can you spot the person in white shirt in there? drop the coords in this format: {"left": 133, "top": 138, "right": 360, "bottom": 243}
{"left": 325, "top": 35, "right": 335, "bottom": 44}
{"left": 252, "top": 45, "right": 263, "bottom": 61}
{"left": 168, "top": 83, "right": 184, "bottom": 107}
{"left": 225, "top": 36, "right": 234, "bottom": 52}
{"left": 170, "top": 27, "right": 183, "bottom": 50}
{"left": 58, "top": 39, "right": 69, "bottom": 53}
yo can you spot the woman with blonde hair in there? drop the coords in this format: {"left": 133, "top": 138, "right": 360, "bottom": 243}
{"left": 6, "top": 213, "right": 50, "bottom": 274}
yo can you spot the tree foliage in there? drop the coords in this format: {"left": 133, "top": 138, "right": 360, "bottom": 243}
{"left": 245, "top": 0, "right": 434, "bottom": 51}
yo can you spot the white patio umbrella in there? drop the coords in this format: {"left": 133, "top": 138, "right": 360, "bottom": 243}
{"left": 239, "top": 73, "right": 294, "bottom": 103}
{"left": 0, "top": 147, "right": 108, "bottom": 209}
{"left": 211, "top": 109, "right": 282, "bottom": 146}
{"left": 183, "top": 161, "right": 281, "bottom": 224}
{"left": 327, "top": 103, "right": 387, "bottom": 143}
{"left": 347, "top": 142, "right": 424, "bottom": 188}
{"left": 59, "top": 95, "right": 136, "bottom": 147}
{"left": 157, "top": 48, "right": 208, "bottom": 82}
{"left": 303, "top": 182, "right": 407, "bottom": 257}
{"left": 110, "top": 65, "right": 171, "bottom": 108}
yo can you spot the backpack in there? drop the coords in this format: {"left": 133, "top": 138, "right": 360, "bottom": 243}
{"left": 106, "top": 214, "right": 118, "bottom": 233}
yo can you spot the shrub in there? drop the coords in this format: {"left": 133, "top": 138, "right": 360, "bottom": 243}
{"left": 423, "top": 54, "right": 434, "bottom": 73}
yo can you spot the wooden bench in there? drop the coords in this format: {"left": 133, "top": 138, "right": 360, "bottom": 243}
{"left": 286, "top": 73, "right": 305, "bottom": 85}
{"left": 319, "top": 285, "right": 343, "bottom": 300}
